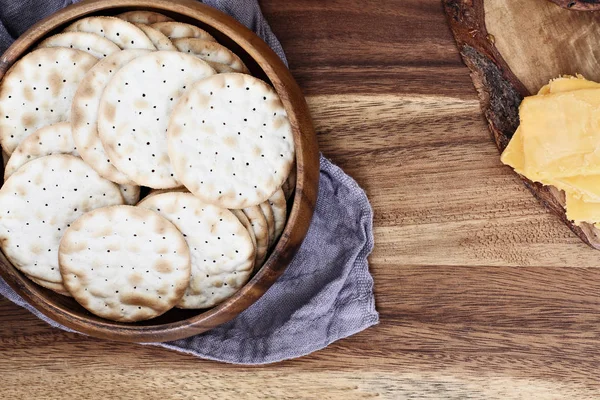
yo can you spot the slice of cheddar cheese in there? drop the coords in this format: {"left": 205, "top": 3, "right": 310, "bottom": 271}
{"left": 502, "top": 130, "right": 600, "bottom": 202}
{"left": 555, "top": 175, "right": 600, "bottom": 202}
{"left": 565, "top": 192, "right": 600, "bottom": 225}
{"left": 537, "top": 76, "right": 600, "bottom": 202}
{"left": 537, "top": 74, "right": 600, "bottom": 95}
{"left": 520, "top": 89, "right": 600, "bottom": 180}
{"left": 502, "top": 76, "right": 600, "bottom": 180}
{"left": 501, "top": 75, "right": 600, "bottom": 223}
{"left": 500, "top": 127, "right": 525, "bottom": 175}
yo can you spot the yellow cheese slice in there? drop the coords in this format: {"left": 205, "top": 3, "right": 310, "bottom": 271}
{"left": 502, "top": 132, "right": 600, "bottom": 201}
{"left": 565, "top": 192, "right": 600, "bottom": 225}
{"left": 536, "top": 76, "right": 600, "bottom": 202}
{"left": 502, "top": 76, "right": 599, "bottom": 177}
{"left": 500, "top": 127, "right": 525, "bottom": 175}
{"left": 555, "top": 175, "right": 600, "bottom": 202}
{"left": 520, "top": 89, "right": 600, "bottom": 180}
{"left": 501, "top": 75, "right": 600, "bottom": 223}
{"left": 537, "top": 75, "right": 600, "bottom": 95}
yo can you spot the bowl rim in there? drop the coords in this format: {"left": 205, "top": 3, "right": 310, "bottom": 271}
{"left": 0, "top": 0, "right": 319, "bottom": 342}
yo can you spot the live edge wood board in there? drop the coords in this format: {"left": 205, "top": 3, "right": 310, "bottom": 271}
{"left": 443, "top": 0, "right": 600, "bottom": 249}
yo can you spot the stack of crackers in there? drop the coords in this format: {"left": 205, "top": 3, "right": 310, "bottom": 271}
{"left": 0, "top": 12, "right": 296, "bottom": 322}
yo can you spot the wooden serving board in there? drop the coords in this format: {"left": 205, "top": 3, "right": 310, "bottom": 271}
{"left": 549, "top": 0, "right": 600, "bottom": 10}
{"left": 443, "top": 0, "right": 600, "bottom": 249}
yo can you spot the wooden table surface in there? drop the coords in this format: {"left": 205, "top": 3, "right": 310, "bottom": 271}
{"left": 2, "top": 1, "right": 600, "bottom": 398}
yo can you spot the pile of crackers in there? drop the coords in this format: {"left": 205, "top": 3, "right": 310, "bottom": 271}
{"left": 0, "top": 11, "right": 296, "bottom": 322}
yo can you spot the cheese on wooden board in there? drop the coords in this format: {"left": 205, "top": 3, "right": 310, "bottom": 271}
{"left": 502, "top": 76, "right": 598, "bottom": 180}
{"left": 565, "top": 193, "right": 600, "bottom": 225}
{"left": 520, "top": 89, "right": 600, "bottom": 180}
{"left": 501, "top": 128, "right": 600, "bottom": 202}
{"left": 555, "top": 175, "right": 600, "bottom": 202}
{"left": 500, "top": 127, "right": 525, "bottom": 175}
{"left": 501, "top": 75, "right": 600, "bottom": 224}
{"left": 501, "top": 131, "right": 600, "bottom": 202}
{"left": 538, "top": 76, "right": 600, "bottom": 202}
{"left": 537, "top": 75, "right": 600, "bottom": 95}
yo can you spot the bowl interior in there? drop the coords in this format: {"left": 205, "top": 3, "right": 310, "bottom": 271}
{"left": 0, "top": 0, "right": 317, "bottom": 341}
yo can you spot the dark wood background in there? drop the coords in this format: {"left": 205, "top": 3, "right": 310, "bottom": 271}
{"left": 2, "top": 1, "right": 599, "bottom": 398}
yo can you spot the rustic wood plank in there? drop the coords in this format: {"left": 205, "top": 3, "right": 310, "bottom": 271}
{"left": 2, "top": 0, "right": 600, "bottom": 398}
{"left": 2, "top": 265, "right": 600, "bottom": 398}
{"left": 263, "top": 0, "right": 475, "bottom": 98}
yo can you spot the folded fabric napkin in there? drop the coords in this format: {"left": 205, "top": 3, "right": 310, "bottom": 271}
{"left": 0, "top": 0, "right": 378, "bottom": 364}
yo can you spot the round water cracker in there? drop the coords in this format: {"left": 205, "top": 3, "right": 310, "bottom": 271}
{"left": 267, "top": 188, "right": 287, "bottom": 244}
{"left": 37, "top": 32, "right": 121, "bottom": 58}
{"left": 0, "top": 47, "right": 98, "bottom": 155}
{"left": 242, "top": 205, "right": 269, "bottom": 269}
{"left": 4, "top": 122, "right": 140, "bottom": 205}
{"left": 230, "top": 209, "right": 257, "bottom": 255}
{"left": 64, "top": 17, "right": 156, "bottom": 50}
{"left": 2, "top": 149, "right": 9, "bottom": 168}
{"left": 211, "top": 64, "right": 236, "bottom": 73}
{"left": 138, "top": 192, "right": 254, "bottom": 309}
{"left": 4, "top": 122, "right": 74, "bottom": 180}
{"left": 27, "top": 275, "right": 71, "bottom": 297}
{"left": 59, "top": 205, "right": 191, "bottom": 322}
{"left": 134, "top": 23, "right": 176, "bottom": 51}
{"left": 119, "top": 184, "right": 141, "bottom": 205}
{"left": 259, "top": 201, "right": 275, "bottom": 249}
{"left": 282, "top": 160, "right": 296, "bottom": 200}
{"left": 173, "top": 38, "right": 249, "bottom": 73}
{"left": 0, "top": 155, "right": 124, "bottom": 283}
{"left": 98, "top": 51, "right": 215, "bottom": 189}
{"left": 167, "top": 73, "right": 295, "bottom": 209}
{"left": 116, "top": 11, "right": 174, "bottom": 24}
{"left": 71, "top": 49, "right": 151, "bottom": 185}
{"left": 151, "top": 22, "right": 216, "bottom": 42}
{"left": 143, "top": 187, "right": 188, "bottom": 202}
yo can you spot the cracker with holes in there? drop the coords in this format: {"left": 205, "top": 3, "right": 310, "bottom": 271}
{"left": 98, "top": 51, "right": 215, "bottom": 188}
{"left": 0, "top": 154, "right": 124, "bottom": 283}
{"left": 5, "top": 122, "right": 140, "bottom": 205}
{"left": 116, "top": 11, "right": 174, "bottom": 24}
{"left": 167, "top": 73, "right": 295, "bottom": 209}
{"left": 64, "top": 16, "right": 156, "bottom": 50}
{"left": 71, "top": 49, "right": 150, "bottom": 185}
{"left": 37, "top": 32, "right": 121, "bottom": 59}
{"left": 138, "top": 192, "right": 254, "bottom": 309}
{"left": 118, "top": 185, "right": 141, "bottom": 206}
{"left": 173, "top": 38, "right": 249, "bottom": 73}
{"left": 282, "top": 160, "right": 296, "bottom": 200}
{"left": 242, "top": 205, "right": 269, "bottom": 268}
{"left": 151, "top": 22, "right": 216, "bottom": 42}
{"left": 134, "top": 23, "right": 177, "bottom": 51}
{"left": 268, "top": 188, "right": 287, "bottom": 244}
{"left": 4, "top": 122, "right": 75, "bottom": 179}
{"left": 28, "top": 275, "right": 71, "bottom": 296}
{"left": 59, "top": 205, "right": 191, "bottom": 322}
{"left": 0, "top": 47, "right": 97, "bottom": 155}
{"left": 231, "top": 209, "right": 257, "bottom": 255}
{"left": 260, "top": 201, "right": 275, "bottom": 249}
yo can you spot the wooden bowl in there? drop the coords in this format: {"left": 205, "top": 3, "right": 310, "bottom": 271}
{"left": 0, "top": 0, "right": 319, "bottom": 342}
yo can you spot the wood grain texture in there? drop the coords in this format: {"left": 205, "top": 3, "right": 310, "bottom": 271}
{"left": 485, "top": 0, "right": 600, "bottom": 94}
{"left": 2, "top": 0, "right": 600, "bottom": 398}
{"left": 548, "top": 0, "right": 600, "bottom": 10}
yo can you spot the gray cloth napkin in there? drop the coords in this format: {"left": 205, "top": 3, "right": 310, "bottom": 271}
{"left": 0, "top": 0, "right": 378, "bottom": 364}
